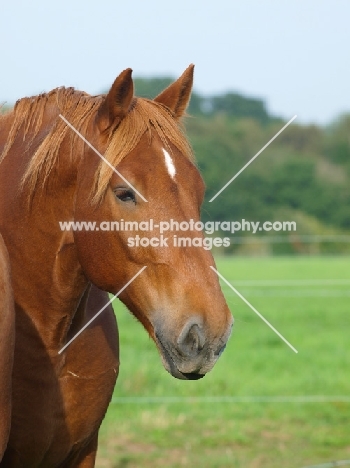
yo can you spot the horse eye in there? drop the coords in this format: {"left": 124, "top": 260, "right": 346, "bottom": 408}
{"left": 114, "top": 188, "right": 136, "bottom": 203}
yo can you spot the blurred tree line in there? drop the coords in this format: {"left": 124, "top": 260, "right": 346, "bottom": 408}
{"left": 135, "top": 77, "right": 350, "bottom": 244}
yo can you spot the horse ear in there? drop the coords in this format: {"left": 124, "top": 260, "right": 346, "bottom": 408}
{"left": 96, "top": 68, "right": 134, "bottom": 133}
{"left": 154, "top": 64, "right": 194, "bottom": 118}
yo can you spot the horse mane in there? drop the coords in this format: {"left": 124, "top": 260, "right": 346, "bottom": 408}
{"left": 0, "top": 87, "right": 194, "bottom": 204}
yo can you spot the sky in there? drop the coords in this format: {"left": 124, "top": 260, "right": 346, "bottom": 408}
{"left": 1, "top": 0, "right": 350, "bottom": 125}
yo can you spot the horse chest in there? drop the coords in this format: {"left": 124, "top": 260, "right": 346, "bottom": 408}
{"left": 59, "top": 364, "right": 118, "bottom": 436}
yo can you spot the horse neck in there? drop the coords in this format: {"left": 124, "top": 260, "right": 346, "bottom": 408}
{"left": 0, "top": 104, "right": 90, "bottom": 349}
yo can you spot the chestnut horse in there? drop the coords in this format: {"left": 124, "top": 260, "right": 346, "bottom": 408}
{"left": 0, "top": 65, "right": 233, "bottom": 467}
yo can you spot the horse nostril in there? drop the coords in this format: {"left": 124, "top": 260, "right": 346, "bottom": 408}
{"left": 215, "top": 343, "right": 227, "bottom": 357}
{"left": 177, "top": 322, "right": 205, "bottom": 357}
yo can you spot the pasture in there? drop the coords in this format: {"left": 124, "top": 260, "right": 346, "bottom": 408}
{"left": 96, "top": 256, "right": 350, "bottom": 468}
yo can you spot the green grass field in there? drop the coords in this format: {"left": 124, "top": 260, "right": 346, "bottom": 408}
{"left": 96, "top": 256, "right": 350, "bottom": 468}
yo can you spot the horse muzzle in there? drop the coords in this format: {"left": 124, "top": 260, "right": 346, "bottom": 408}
{"left": 153, "top": 314, "right": 233, "bottom": 380}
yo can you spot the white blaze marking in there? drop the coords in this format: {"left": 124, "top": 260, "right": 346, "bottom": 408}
{"left": 162, "top": 148, "right": 176, "bottom": 179}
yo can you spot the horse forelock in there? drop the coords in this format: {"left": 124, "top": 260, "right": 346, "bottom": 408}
{"left": 91, "top": 98, "right": 194, "bottom": 204}
{"left": 0, "top": 89, "right": 194, "bottom": 203}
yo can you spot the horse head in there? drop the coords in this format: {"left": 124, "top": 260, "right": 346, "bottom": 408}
{"left": 73, "top": 66, "right": 233, "bottom": 380}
